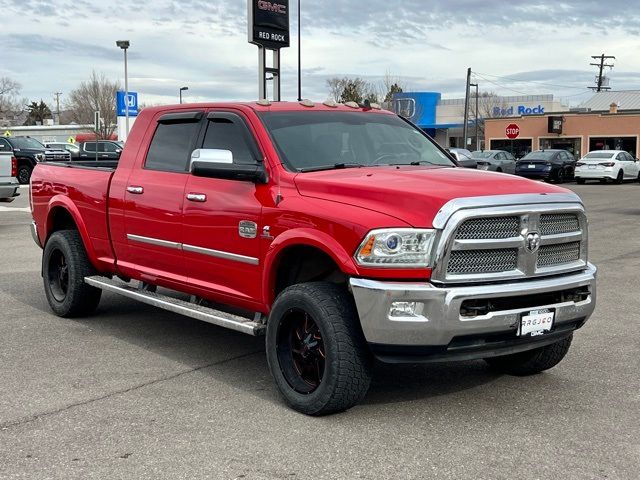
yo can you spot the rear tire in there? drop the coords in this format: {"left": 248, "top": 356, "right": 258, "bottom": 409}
{"left": 17, "top": 164, "right": 32, "bottom": 185}
{"left": 43, "top": 230, "right": 102, "bottom": 317}
{"left": 496, "top": 167, "right": 503, "bottom": 173}
{"left": 266, "top": 282, "right": 372, "bottom": 416}
{"left": 555, "top": 168, "right": 565, "bottom": 184}
{"left": 484, "top": 335, "right": 573, "bottom": 376}
{"left": 616, "top": 170, "right": 624, "bottom": 184}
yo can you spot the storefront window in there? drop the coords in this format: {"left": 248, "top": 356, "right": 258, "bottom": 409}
{"left": 490, "top": 139, "right": 532, "bottom": 159}
{"left": 540, "top": 138, "right": 581, "bottom": 159}
{"left": 589, "top": 137, "right": 638, "bottom": 156}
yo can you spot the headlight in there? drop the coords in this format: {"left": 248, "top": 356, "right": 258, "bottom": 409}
{"left": 35, "top": 153, "right": 45, "bottom": 162}
{"left": 355, "top": 228, "right": 436, "bottom": 268}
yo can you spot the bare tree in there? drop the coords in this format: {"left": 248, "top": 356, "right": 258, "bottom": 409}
{"left": 380, "top": 70, "right": 406, "bottom": 108}
{"left": 66, "top": 71, "right": 120, "bottom": 139}
{"left": 0, "top": 77, "right": 26, "bottom": 124}
{"left": 326, "top": 77, "right": 378, "bottom": 104}
{"left": 464, "top": 91, "right": 509, "bottom": 145}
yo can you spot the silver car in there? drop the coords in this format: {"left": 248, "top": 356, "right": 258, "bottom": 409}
{"left": 471, "top": 150, "right": 517, "bottom": 174}
{"left": 447, "top": 148, "right": 477, "bottom": 168}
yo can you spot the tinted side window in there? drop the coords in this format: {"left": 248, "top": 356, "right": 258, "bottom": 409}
{"left": 145, "top": 121, "right": 200, "bottom": 172}
{"left": 102, "top": 142, "right": 118, "bottom": 152}
{"left": 202, "top": 115, "right": 258, "bottom": 165}
{"left": 0, "top": 138, "right": 10, "bottom": 150}
{"left": 84, "top": 142, "right": 97, "bottom": 152}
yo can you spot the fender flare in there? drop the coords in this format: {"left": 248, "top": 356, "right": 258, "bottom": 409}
{"left": 45, "top": 195, "right": 101, "bottom": 269}
{"left": 262, "top": 228, "right": 359, "bottom": 307}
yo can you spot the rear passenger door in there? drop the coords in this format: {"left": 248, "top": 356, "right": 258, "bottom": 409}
{"left": 118, "top": 111, "right": 203, "bottom": 285}
{"left": 182, "top": 111, "right": 265, "bottom": 306}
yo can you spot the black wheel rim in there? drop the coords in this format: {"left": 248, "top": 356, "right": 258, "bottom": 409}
{"left": 276, "top": 309, "right": 325, "bottom": 394}
{"left": 47, "top": 248, "right": 69, "bottom": 302}
{"left": 18, "top": 167, "right": 30, "bottom": 184}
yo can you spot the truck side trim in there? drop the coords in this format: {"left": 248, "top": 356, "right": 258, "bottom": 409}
{"left": 182, "top": 244, "right": 260, "bottom": 266}
{"left": 126, "top": 233, "right": 260, "bottom": 265}
{"left": 127, "top": 233, "right": 181, "bottom": 250}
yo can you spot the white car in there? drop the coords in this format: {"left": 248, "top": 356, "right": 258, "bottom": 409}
{"left": 574, "top": 150, "right": 640, "bottom": 184}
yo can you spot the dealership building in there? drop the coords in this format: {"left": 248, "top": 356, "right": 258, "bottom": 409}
{"left": 393, "top": 92, "right": 567, "bottom": 149}
{"left": 484, "top": 91, "right": 640, "bottom": 158}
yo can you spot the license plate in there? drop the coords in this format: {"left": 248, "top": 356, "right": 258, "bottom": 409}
{"left": 589, "top": 165, "right": 596, "bottom": 169}
{"left": 528, "top": 164, "right": 536, "bottom": 169}
{"left": 519, "top": 309, "right": 554, "bottom": 337}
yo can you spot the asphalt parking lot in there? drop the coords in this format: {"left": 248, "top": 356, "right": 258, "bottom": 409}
{"left": 1, "top": 182, "right": 639, "bottom": 480}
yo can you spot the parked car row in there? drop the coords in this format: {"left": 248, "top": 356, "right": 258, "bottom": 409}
{"left": 451, "top": 148, "right": 640, "bottom": 184}
{"left": 45, "top": 140, "right": 124, "bottom": 162}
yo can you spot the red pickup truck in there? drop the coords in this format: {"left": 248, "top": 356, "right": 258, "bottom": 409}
{"left": 30, "top": 101, "right": 597, "bottom": 415}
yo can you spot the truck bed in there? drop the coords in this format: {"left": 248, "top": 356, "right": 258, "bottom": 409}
{"left": 31, "top": 162, "right": 117, "bottom": 271}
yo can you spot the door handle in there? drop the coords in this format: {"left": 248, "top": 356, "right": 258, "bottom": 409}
{"left": 186, "top": 193, "right": 207, "bottom": 202}
{"left": 127, "top": 186, "right": 144, "bottom": 194}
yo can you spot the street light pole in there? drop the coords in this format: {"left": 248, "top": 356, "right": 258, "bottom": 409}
{"left": 180, "top": 86, "right": 189, "bottom": 104}
{"left": 297, "top": 0, "right": 302, "bottom": 101}
{"left": 116, "top": 40, "right": 130, "bottom": 140}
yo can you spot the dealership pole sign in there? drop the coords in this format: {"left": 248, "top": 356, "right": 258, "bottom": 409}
{"left": 248, "top": 0, "right": 290, "bottom": 101}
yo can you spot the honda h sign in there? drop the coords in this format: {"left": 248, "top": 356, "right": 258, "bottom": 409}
{"left": 248, "top": 0, "right": 290, "bottom": 50}
{"left": 116, "top": 91, "right": 138, "bottom": 117}
{"left": 506, "top": 123, "right": 520, "bottom": 139}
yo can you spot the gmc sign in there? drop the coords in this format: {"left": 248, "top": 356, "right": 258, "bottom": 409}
{"left": 249, "top": 0, "right": 290, "bottom": 49}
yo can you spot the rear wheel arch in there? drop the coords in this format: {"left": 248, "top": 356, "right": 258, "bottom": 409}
{"left": 44, "top": 202, "right": 100, "bottom": 269}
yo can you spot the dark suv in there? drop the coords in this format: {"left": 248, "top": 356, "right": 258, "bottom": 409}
{"left": 515, "top": 149, "right": 576, "bottom": 183}
{"left": 0, "top": 136, "right": 70, "bottom": 184}
{"left": 78, "top": 141, "right": 123, "bottom": 161}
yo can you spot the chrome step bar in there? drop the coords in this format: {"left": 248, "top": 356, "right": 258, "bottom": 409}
{"left": 84, "top": 276, "right": 266, "bottom": 336}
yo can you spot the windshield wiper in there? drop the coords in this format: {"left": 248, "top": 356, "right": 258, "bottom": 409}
{"left": 299, "top": 163, "right": 365, "bottom": 173}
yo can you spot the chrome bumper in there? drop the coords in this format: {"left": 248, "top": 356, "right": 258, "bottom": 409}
{"left": 349, "top": 263, "right": 597, "bottom": 348}
{"left": 30, "top": 221, "right": 42, "bottom": 248}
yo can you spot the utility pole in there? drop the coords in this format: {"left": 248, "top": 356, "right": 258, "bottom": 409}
{"left": 462, "top": 68, "right": 471, "bottom": 149}
{"left": 53, "top": 92, "right": 62, "bottom": 124}
{"left": 470, "top": 83, "right": 479, "bottom": 150}
{"left": 589, "top": 54, "right": 615, "bottom": 92}
{"left": 297, "top": 0, "right": 302, "bottom": 101}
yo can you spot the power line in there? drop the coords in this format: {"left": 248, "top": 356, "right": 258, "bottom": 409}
{"left": 473, "top": 71, "right": 585, "bottom": 90}
{"left": 473, "top": 72, "right": 591, "bottom": 99}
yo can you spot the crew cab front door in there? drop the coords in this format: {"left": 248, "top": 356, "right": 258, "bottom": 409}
{"left": 182, "top": 111, "right": 265, "bottom": 307}
{"left": 118, "top": 111, "right": 203, "bottom": 285}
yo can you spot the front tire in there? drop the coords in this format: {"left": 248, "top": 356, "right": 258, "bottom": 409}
{"left": 43, "top": 230, "right": 102, "bottom": 317}
{"left": 484, "top": 334, "right": 573, "bottom": 376}
{"left": 266, "top": 282, "right": 372, "bottom": 416}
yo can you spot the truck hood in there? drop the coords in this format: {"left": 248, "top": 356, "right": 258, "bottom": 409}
{"left": 294, "top": 166, "right": 567, "bottom": 227}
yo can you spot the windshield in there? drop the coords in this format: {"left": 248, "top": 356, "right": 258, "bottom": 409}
{"left": 521, "top": 151, "right": 555, "bottom": 161}
{"left": 259, "top": 111, "right": 454, "bottom": 171}
{"left": 471, "top": 151, "right": 494, "bottom": 159}
{"left": 10, "top": 137, "right": 44, "bottom": 149}
{"left": 585, "top": 152, "right": 615, "bottom": 159}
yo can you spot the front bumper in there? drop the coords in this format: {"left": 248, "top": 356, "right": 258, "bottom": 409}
{"left": 350, "top": 263, "right": 596, "bottom": 361}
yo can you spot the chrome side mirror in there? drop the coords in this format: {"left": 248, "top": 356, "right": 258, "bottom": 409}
{"left": 190, "top": 148, "right": 233, "bottom": 171}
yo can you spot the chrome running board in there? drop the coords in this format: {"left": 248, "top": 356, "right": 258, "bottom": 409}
{"left": 84, "top": 276, "right": 266, "bottom": 336}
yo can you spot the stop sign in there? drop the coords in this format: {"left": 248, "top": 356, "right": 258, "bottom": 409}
{"left": 506, "top": 123, "right": 520, "bottom": 139}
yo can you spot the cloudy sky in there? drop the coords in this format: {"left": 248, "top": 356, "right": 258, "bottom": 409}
{"left": 2, "top": 0, "right": 640, "bottom": 109}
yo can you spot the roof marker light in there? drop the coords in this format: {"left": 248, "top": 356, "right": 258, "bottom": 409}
{"left": 323, "top": 100, "right": 339, "bottom": 108}
{"left": 256, "top": 99, "right": 272, "bottom": 106}
{"left": 345, "top": 101, "right": 359, "bottom": 109}
{"left": 299, "top": 99, "right": 315, "bottom": 107}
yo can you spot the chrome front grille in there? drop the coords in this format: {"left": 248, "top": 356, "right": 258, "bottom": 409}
{"left": 454, "top": 216, "right": 520, "bottom": 239}
{"left": 540, "top": 214, "right": 580, "bottom": 236}
{"left": 435, "top": 206, "right": 588, "bottom": 284}
{"left": 448, "top": 249, "right": 518, "bottom": 274}
{"left": 538, "top": 242, "right": 581, "bottom": 267}
{"left": 45, "top": 152, "right": 70, "bottom": 161}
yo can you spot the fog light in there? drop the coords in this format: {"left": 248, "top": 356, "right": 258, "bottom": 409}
{"left": 389, "top": 301, "right": 419, "bottom": 318}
